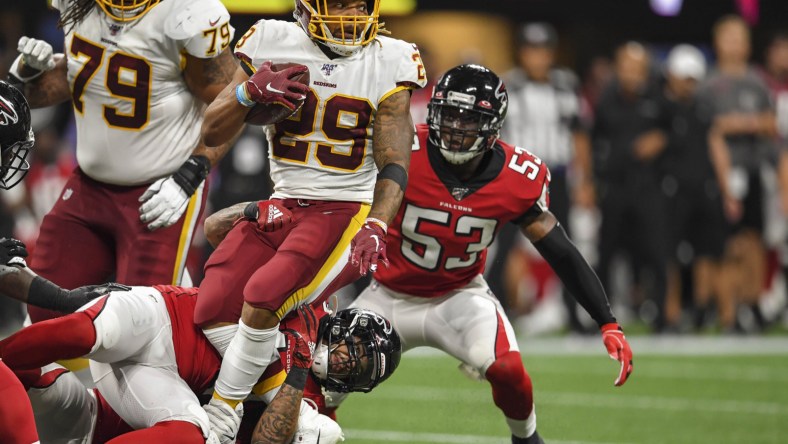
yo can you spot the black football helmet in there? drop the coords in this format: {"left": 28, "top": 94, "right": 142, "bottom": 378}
{"left": 427, "top": 64, "right": 508, "bottom": 164}
{"left": 311, "top": 308, "right": 401, "bottom": 393}
{"left": 0, "top": 81, "right": 33, "bottom": 190}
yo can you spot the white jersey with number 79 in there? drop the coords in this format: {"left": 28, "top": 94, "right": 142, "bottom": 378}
{"left": 234, "top": 19, "right": 427, "bottom": 204}
{"left": 52, "top": 0, "right": 233, "bottom": 186}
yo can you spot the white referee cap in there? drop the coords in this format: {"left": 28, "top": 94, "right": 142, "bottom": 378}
{"left": 665, "top": 44, "right": 707, "bottom": 80}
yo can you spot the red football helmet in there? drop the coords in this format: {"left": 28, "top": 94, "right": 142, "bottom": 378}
{"left": 294, "top": 0, "right": 381, "bottom": 56}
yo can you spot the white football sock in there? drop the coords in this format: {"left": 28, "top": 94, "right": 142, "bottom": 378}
{"left": 214, "top": 320, "right": 279, "bottom": 402}
{"left": 507, "top": 404, "right": 537, "bottom": 438}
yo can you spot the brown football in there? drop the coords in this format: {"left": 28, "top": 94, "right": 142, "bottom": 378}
{"left": 244, "top": 63, "right": 311, "bottom": 126}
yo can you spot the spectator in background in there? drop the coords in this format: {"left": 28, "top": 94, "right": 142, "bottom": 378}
{"left": 592, "top": 41, "right": 671, "bottom": 332}
{"left": 757, "top": 30, "right": 788, "bottom": 324}
{"left": 701, "top": 15, "right": 776, "bottom": 332}
{"left": 501, "top": 22, "right": 595, "bottom": 333}
{"left": 660, "top": 44, "right": 731, "bottom": 331}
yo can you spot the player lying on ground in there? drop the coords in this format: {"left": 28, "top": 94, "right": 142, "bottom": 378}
{"left": 0, "top": 238, "right": 400, "bottom": 444}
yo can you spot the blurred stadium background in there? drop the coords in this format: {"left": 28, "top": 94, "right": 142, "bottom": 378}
{"left": 1, "top": 1, "right": 788, "bottom": 442}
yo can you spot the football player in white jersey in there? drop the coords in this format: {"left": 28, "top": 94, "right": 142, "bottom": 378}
{"left": 191, "top": 1, "right": 427, "bottom": 441}
{"left": 7, "top": 0, "right": 238, "bottom": 324}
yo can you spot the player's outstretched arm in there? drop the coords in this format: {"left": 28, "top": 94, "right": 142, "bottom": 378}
{"left": 8, "top": 37, "right": 70, "bottom": 108}
{"left": 521, "top": 211, "right": 633, "bottom": 386}
{"left": 251, "top": 306, "right": 317, "bottom": 444}
{"left": 204, "top": 200, "right": 296, "bottom": 248}
{"left": 0, "top": 238, "right": 121, "bottom": 312}
{"left": 350, "top": 89, "right": 414, "bottom": 275}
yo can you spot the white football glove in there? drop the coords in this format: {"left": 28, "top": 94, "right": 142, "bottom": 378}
{"left": 203, "top": 398, "right": 243, "bottom": 444}
{"left": 18, "top": 37, "right": 56, "bottom": 72}
{"left": 293, "top": 399, "right": 345, "bottom": 444}
{"left": 138, "top": 177, "right": 192, "bottom": 231}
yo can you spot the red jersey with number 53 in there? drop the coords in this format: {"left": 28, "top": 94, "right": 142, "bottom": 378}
{"left": 374, "top": 124, "right": 551, "bottom": 297}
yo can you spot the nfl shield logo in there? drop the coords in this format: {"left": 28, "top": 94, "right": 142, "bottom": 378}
{"left": 321, "top": 63, "right": 337, "bottom": 76}
{"left": 451, "top": 187, "right": 470, "bottom": 201}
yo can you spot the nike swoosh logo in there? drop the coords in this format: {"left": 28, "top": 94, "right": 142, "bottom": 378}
{"left": 266, "top": 83, "right": 285, "bottom": 94}
{"left": 209, "top": 17, "right": 221, "bottom": 27}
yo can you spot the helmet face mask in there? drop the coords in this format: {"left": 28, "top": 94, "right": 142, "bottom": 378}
{"left": 95, "top": 0, "right": 161, "bottom": 22}
{"left": 427, "top": 64, "right": 508, "bottom": 165}
{"left": 0, "top": 81, "right": 33, "bottom": 190}
{"left": 294, "top": 0, "right": 381, "bottom": 57}
{"left": 311, "top": 308, "right": 401, "bottom": 393}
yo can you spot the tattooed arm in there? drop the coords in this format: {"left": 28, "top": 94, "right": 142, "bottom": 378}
{"left": 369, "top": 89, "right": 414, "bottom": 225}
{"left": 250, "top": 368, "right": 308, "bottom": 444}
{"left": 183, "top": 50, "right": 241, "bottom": 167}
{"left": 203, "top": 201, "right": 250, "bottom": 248}
{"left": 19, "top": 55, "right": 71, "bottom": 108}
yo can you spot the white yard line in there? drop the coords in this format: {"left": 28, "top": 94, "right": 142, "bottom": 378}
{"left": 344, "top": 428, "right": 625, "bottom": 444}
{"left": 404, "top": 336, "right": 788, "bottom": 357}
{"left": 371, "top": 385, "right": 788, "bottom": 416}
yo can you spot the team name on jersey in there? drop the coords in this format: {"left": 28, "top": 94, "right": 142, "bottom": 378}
{"left": 439, "top": 201, "right": 473, "bottom": 213}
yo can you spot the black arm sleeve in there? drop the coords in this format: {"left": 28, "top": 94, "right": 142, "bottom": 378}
{"left": 532, "top": 224, "right": 616, "bottom": 326}
{"left": 27, "top": 278, "right": 128, "bottom": 313}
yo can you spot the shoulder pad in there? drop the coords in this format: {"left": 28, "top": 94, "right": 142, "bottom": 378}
{"left": 164, "top": 0, "right": 231, "bottom": 42}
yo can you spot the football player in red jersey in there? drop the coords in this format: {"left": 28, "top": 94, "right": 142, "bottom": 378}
{"left": 0, "top": 236, "right": 398, "bottom": 444}
{"left": 339, "top": 64, "right": 633, "bottom": 443}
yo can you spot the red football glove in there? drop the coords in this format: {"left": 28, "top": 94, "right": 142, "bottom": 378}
{"left": 243, "top": 200, "right": 294, "bottom": 232}
{"left": 601, "top": 323, "right": 633, "bottom": 387}
{"left": 283, "top": 304, "right": 319, "bottom": 371}
{"left": 350, "top": 218, "right": 389, "bottom": 276}
{"left": 244, "top": 60, "right": 309, "bottom": 111}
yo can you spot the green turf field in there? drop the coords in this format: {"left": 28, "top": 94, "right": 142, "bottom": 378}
{"left": 338, "top": 345, "right": 788, "bottom": 444}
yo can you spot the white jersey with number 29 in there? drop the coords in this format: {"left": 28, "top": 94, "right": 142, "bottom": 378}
{"left": 234, "top": 20, "right": 427, "bottom": 203}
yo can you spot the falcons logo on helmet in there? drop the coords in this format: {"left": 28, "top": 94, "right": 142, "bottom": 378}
{"left": 0, "top": 95, "right": 18, "bottom": 126}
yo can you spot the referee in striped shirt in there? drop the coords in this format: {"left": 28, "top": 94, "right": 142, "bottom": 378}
{"left": 500, "top": 22, "right": 595, "bottom": 333}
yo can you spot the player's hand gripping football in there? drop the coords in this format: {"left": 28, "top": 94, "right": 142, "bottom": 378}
{"left": 139, "top": 156, "right": 210, "bottom": 230}
{"left": 350, "top": 218, "right": 389, "bottom": 276}
{"left": 242, "top": 60, "right": 309, "bottom": 111}
{"left": 600, "top": 323, "right": 633, "bottom": 386}
{"left": 242, "top": 200, "right": 294, "bottom": 232}
{"left": 0, "top": 238, "right": 28, "bottom": 267}
{"left": 283, "top": 304, "right": 319, "bottom": 372}
{"left": 17, "top": 37, "right": 55, "bottom": 72}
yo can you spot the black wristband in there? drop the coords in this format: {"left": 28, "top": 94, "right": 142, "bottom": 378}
{"left": 284, "top": 367, "right": 309, "bottom": 391}
{"left": 28, "top": 277, "right": 80, "bottom": 313}
{"left": 533, "top": 224, "right": 616, "bottom": 326}
{"left": 377, "top": 163, "right": 408, "bottom": 192}
{"left": 6, "top": 73, "right": 26, "bottom": 91}
{"left": 172, "top": 155, "right": 210, "bottom": 197}
{"left": 243, "top": 201, "right": 260, "bottom": 220}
